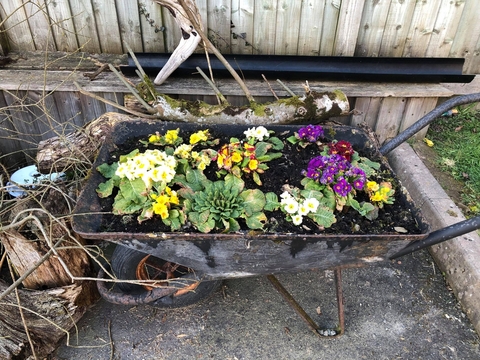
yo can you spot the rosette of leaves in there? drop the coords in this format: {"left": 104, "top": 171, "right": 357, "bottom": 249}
{"left": 175, "top": 170, "right": 268, "bottom": 233}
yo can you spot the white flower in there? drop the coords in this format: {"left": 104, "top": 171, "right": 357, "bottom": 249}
{"left": 291, "top": 214, "right": 303, "bottom": 225}
{"left": 244, "top": 126, "right": 269, "bottom": 141}
{"left": 304, "top": 198, "right": 320, "bottom": 213}
{"left": 297, "top": 203, "right": 309, "bottom": 216}
{"left": 282, "top": 197, "right": 299, "bottom": 214}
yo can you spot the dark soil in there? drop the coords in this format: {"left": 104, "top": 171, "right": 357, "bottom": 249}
{"left": 98, "top": 128, "right": 423, "bottom": 236}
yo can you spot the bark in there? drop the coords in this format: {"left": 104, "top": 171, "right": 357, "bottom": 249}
{"left": 0, "top": 279, "right": 97, "bottom": 359}
{"left": 36, "top": 112, "right": 134, "bottom": 173}
{"left": 152, "top": 89, "right": 350, "bottom": 125}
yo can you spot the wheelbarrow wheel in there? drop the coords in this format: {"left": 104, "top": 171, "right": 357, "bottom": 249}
{"left": 110, "top": 245, "right": 222, "bottom": 308}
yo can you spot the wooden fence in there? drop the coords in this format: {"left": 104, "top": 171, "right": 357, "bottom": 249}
{"left": 1, "top": 0, "right": 479, "bottom": 73}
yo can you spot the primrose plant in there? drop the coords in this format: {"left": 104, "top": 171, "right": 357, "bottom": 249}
{"left": 216, "top": 126, "right": 284, "bottom": 185}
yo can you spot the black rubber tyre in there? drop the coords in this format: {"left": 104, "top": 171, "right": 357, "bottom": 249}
{"left": 110, "top": 245, "right": 222, "bottom": 308}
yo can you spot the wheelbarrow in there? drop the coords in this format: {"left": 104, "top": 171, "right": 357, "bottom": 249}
{"left": 72, "top": 93, "right": 480, "bottom": 337}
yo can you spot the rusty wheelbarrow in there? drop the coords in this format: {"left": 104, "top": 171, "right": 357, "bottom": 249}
{"left": 72, "top": 93, "right": 480, "bottom": 337}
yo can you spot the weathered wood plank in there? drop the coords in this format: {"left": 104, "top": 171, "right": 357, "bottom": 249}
{"left": 320, "top": 0, "right": 341, "bottom": 56}
{"left": 23, "top": 0, "right": 56, "bottom": 51}
{"left": 160, "top": 0, "right": 184, "bottom": 52}
{"left": 253, "top": 0, "right": 277, "bottom": 54}
{"left": 51, "top": 91, "right": 85, "bottom": 129}
{"left": 116, "top": 0, "right": 144, "bottom": 52}
{"left": 274, "top": 1, "right": 302, "bottom": 55}
{"left": 46, "top": 0, "right": 79, "bottom": 52}
{"left": 230, "top": 0, "right": 255, "bottom": 54}
{"left": 355, "top": 0, "right": 392, "bottom": 57}
{"left": 0, "top": 91, "right": 26, "bottom": 168}
{"left": 207, "top": 0, "right": 231, "bottom": 53}
{"left": 334, "top": 0, "right": 364, "bottom": 56}
{"left": 91, "top": 0, "right": 122, "bottom": 54}
{"left": 399, "top": 97, "right": 438, "bottom": 140}
{"left": 351, "top": 97, "right": 383, "bottom": 130}
{"left": 374, "top": 97, "right": 407, "bottom": 144}
{"left": 425, "top": 0, "right": 464, "bottom": 58}
{"left": 0, "top": 0, "right": 36, "bottom": 51}
{"left": 139, "top": 0, "right": 166, "bottom": 52}
{"left": 0, "top": 69, "right": 456, "bottom": 98}
{"left": 378, "top": 0, "right": 416, "bottom": 57}
{"left": 449, "top": 0, "right": 480, "bottom": 74}
{"left": 79, "top": 92, "right": 107, "bottom": 123}
{"left": 296, "top": 0, "right": 325, "bottom": 56}
{"left": 69, "top": 0, "right": 101, "bottom": 53}
{"left": 403, "top": 0, "right": 442, "bottom": 57}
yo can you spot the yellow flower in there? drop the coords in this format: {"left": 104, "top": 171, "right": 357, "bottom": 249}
{"left": 149, "top": 134, "right": 161, "bottom": 143}
{"left": 248, "top": 159, "right": 258, "bottom": 170}
{"left": 152, "top": 203, "right": 169, "bottom": 219}
{"left": 371, "top": 192, "right": 383, "bottom": 202}
{"left": 164, "top": 129, "right": 179, "bottom": 144}
{"left": 231, "top": 152, "right": 243, "bottom": 163}
{"left": 366, "top": 181, "right": 379, "bottom": 192}
{"left": 423, "top": 138, "right": 434, "bottom": 147}
{"left": 190, "top": 130, "right": 209, "bottom": 144}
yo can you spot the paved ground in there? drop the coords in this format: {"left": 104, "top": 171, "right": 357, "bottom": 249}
{"left": 53, "top": 248, "right": 479, "bottom": 360}
{"left": 52, "top": 143, "right": 480, "bottom": 360}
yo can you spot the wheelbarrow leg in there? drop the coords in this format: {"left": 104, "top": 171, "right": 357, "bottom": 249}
{"left": 266, "top": 267, "right": 345, "bottom": 338}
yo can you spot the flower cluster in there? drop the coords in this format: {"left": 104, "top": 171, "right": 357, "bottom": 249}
{"left": 150, "top": 186, "right": 179, "bottom": 219}
{"left": 216, "top": 126, "right": 283, "bottom": 185}
{"left": 298, "top": 125, "right": 324, "bottom": 142}
{"left": 280, "top": 191, "right": 320, "bottom": 225}
{"left": 304, "top": 154, "right": 366, "bottom": 197}
{"left": 328, "top": 140, "right": 354, "bottom": 162}
{"left": 115, "top": 149, "right": 177, "bottom": 188}
{"left": 366, "top": 181, "right": 395, "bottom": 207}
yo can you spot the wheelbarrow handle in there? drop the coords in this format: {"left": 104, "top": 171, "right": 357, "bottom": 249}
{"left": 380, "top": 92, "right": 480, "bottom": 155}
{"left": 390, "top": 215, "right": 480, "bottom": 259}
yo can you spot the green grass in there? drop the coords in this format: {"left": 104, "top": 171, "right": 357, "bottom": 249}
{"left": 426, "top": 104, "right": 480, "bottom": 216}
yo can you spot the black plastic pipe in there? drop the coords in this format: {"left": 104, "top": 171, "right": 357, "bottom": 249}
{"left": 125, "top": 53, "right": 474, "bottom": 83}
{"left": 380, "top": 92, "right": 480, "bottom": 155}
{"left": 390, "top": 216, "right": 480, "bottom": 259}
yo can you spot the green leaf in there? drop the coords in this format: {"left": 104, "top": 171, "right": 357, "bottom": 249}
{"left": 119, "top": 178, "right": 147, "bottom": 202}
{"left": 309, "top": 207, "right": 336, "bottom": 228}
{"left": 301, "top": 177, "right": 324, "bottom": 191}
{"left": 264, "top": 192, "right": 280, "bottom": 211}
{"left": 225, "top": 218, "right": 240, "bottom": 232}
{"left": 287, "top": 135, "right": 299, "bottom": 144}
{"left": 254, "top": 142, "right": 271, "bottom": 157}
{"left": 185, "top": 168, "right": 209, "bottom": 191}
{"left": 245, "top": 212, "right": 267, "bottom": 229}
{"left": 97, "top": 162, "right": 118, "bottom": 179}
{"left": 119, "top": 149, "right": 139, "bottom": 163}
{"left": 300, "top": 189, "right": 324, "bottom": 201}
{"left": 224, "top": 174, "right": 245, "bottom": 195}
{"left": 269, "top": 136, "right": 284, "bottom": 150}
{"left": 240, "top": 189, "right": 266, "bottom": 216}
{"left": 252, "top": 171, "right": 262, "bottom": 186}
{"left": 96, "top": 179, "right": 115, "bottom": 198}
{"left": 320, "top": 187, "right": 336, "bottom": 210}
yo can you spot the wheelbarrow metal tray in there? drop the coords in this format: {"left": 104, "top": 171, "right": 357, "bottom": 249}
{"left": 72, "top": 120, "right": 430, "bottom": 279}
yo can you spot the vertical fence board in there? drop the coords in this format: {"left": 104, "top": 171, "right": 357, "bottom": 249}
{"left": 402, "top": 0, "right": 442, "bottom": 57}
{"left": 320, "top": 0, "right": 341, "bottom": 56}
{"left": 139, "top": 0, "right": 166, "bottom": 52}
{"left": 334, "top": 0, "right": 364, "bottom": 56}
{"left": 161, "top": 1, "right": 183, "bottom": 52}
{"left": 91, "top": 0, "right": 122, "bottom": 53}
{"left": 2, "top": 91, "right": 44, "bottom": 161}
{"left": 425, "top": 0, "right": 464, "bottom": 58}
{"left": 207, "top": 0, "right": 231, "bottom": 53}
{"left": 115, "top": 0, "right": 143, "bottom": 52}
{"left": 0, "top": 92, "right": 26, "bottom": 168}
{"left": 68, "top": 0, "right": 101, "bottom": 53}
{"left": 24, "top": 0, "right": 56, "bottom": 51}
{"left": 51, "top": 91, "right": 85, "bottom": 129}
{"left": 253, "top": 0, "right": 277, "bottom": 54}
{"left": 230, "top": 0, "right": 255, "bottom": 54}
{"left": 449, "top": 0, "right": 480, "bottom": 74}
{"left": 400, "top": 97, "right": 438, "bottom": 140}
{"left": 196, "top": 0, "right": 209, "bottom": 54}
{"left": 0, "top": 0, "right": 36, "bottom": 51}
{"left": 274, "top": 1, "right": 302, "bottom": 55}
{"left": 102, "top": 92, "right": 124, "bottom": 113}
{"left": 374, "top": 97, "right": 407, "bottom": 144}
{"left": 378, "top": 0, "right": 416, "bottom": 57}
{"left": 355, "top": 0, "right": 392, "bottom": 57}
{"left": 351, "top": 97, "right": 382, "bottom": 130}
{"left": 46, "top": 0, "right": 79, "bottom": 52}
{"left": 79, "top": 93, "right": 106, "bottom": 123}
{"left": 296, "top": 0, "right": 325, "bottom": 56}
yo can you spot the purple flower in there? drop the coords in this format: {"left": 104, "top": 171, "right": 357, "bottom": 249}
{"left": 353, "top": 178, "right": 365, "bottom": 190}
{"left": 298, "top": 125, "right": 324, "bottom": 142}
{"left": 333, "top": 177, "right": 352, "bottom": 197}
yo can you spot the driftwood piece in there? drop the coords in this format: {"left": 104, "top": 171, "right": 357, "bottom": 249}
{"left": 153, "top": 0, "right": 203, "bottom": 85}
{"left": 0, "top": 279, "right": 97, "bottom": 359}
{"left": 152, "top": 89, "right": 350, "bottom": 125}
{"left": 36, "top": 112, "right": 134, "bottom": 173}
